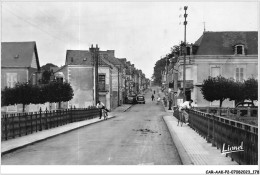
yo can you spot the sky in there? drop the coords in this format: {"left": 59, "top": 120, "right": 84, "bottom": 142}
{"left": 1, "top": 1, "right": 259, "bottom": 79}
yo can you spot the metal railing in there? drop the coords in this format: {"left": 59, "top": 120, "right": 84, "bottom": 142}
{"left": 1, "top": 107, "right": 99, "bottom": 141}
{"left": 195, "top": 107, "right": 258, "bottom": 126}
{"left": 188, "top": 109, "right": 258, "bottom": 165}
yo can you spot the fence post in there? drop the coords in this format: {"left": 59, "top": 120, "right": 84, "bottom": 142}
{"left": 216, "top": 108, "right": 220, "bottom": 116}
{"left": 18, "top": 113, "right": 21, "bottom": 137}
{"left": 236, "top": 109, "right": 240, "bottom": 118}
{"left": 56, "top": 110, "right": 58, "bottom": 127}
{"left": 212, "top": 114, "right": 216, "bottom": 147}
{"left": 31, "top": 112, "right": 33, "bottom": 134}
{"left": 247, "top": 107, "right": 251, "bottom": 117}
{"left": 70, "top": 106, "right": 73, "bottom": 123}
{"left": 39, "top": 108, "right": 42, "bottom": 131}
{"left": 227, "top": 108, "right": 230, "bottom": 118}
{"left": 5, "top": 115, "right": 8, "bottom": 140}
{"left": 207, "top": 114, "right": 210, "bottom": 143}
{"left": 12, "top": 114, "right": 15, "bottom": 138}
{"left": 25, "top": 113, "right": 28, "bottom": 135}
{"left": 45, "top": 108, "right": 48, "bottom": 129}
{"left": 35, "top": 112, "right": 38, "bottom": 132}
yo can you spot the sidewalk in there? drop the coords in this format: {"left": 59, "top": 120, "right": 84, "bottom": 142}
{"left": 160, "top": 93, "right": 238, "bottom": 165}
{"left": 1, "top": 104, "right": 132, "bottom": 155}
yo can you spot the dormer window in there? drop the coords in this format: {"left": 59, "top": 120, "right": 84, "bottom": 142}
{"left": 235, "top": 45, "right": 244, "bottom": 55}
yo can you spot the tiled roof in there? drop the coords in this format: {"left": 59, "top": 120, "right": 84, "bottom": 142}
{"left": 99, "top": 51, "right": 121, "bottom": 66}
{"left": 1, "top": 41, "right": 40, "bottom": 68}
{"left": 66, "top": 50, "right": 92, "bottom": 65}
{"left": 66, "top": 50, "right": 109, "bottom": 66}
{"left": 99, "top": 51, "right": 121, "bottom": 68}
{"left": 194, "top": 31, "right": 258, "bottom": 55}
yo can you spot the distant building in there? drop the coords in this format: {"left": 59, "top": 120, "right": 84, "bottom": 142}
{"left": 57, "top": 49, "right": 121, "bottom": 110}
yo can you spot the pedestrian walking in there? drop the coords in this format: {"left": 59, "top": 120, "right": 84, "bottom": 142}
{"left": 154, "top": 90, "right": 155, "bottom": 94}
{"left": 178, "top": 99, "right": 193, "bottom": 124}
{"left": 151, "top": 94, "right": 154, "bottom": 101}
{"left": 96, "top": 100, "right": 105, "bottom": 119}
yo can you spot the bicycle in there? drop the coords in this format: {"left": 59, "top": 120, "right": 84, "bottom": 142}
{"left": 102, "top": 108, "right": 108, "bottom": 120}
{"left": 177, "top": 110, "right": 185, "bottom": 127}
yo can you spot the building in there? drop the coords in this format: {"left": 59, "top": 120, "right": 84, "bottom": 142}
{"left": 1, "top": 41, "right": 42, "bottom": 112}
{"left": 99, "top": 50, "right": 122, "bottom": 109}
{"left": 118, "top": 58, "right": 128, "bottom": 103}
{"left": 176, "top": 31, "right": 258, "bottom": 107}
{"left": 56, "top": 48, "right": 123, "bottom": 110}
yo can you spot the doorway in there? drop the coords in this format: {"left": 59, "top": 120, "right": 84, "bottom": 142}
{"left": 185, "top": 89, "right": 191, "bottom": 101}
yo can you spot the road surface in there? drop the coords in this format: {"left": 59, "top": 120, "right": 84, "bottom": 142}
{"left": 2, "top": 91, "right": 182, "bottom": 165}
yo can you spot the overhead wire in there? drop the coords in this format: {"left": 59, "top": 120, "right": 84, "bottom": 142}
{"left": 2, "top": 5, "right": 67, "bottom": 43}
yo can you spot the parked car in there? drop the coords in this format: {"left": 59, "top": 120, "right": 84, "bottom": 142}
{"left": 231, "top": 102, "right": 257, "bottom": 116}
{"left": 127, "top": 95, "right": 137, "bottom": 104}
{"left": 136, "top": 95, "right": 145, "bottom": 104}
{"left": 236, "top": 102, "right": 257, "bottom": 116}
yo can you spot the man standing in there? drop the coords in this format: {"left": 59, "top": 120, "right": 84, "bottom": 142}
{"left": 151, "top": 94, "right": 154, "bottom": 101}
{"left": 178, "top": 99, "right": 193, "bottom": 124}
{"left": 96, "top": 100, "right": 105, "bottom": 119}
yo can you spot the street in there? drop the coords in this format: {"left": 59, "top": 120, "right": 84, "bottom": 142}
{"left": 1, "top": 91, "right": 182, "bottom": 165}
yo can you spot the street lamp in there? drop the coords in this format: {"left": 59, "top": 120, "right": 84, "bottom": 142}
{"left": 183, "top": 6, "right": 188, "bottom": 102}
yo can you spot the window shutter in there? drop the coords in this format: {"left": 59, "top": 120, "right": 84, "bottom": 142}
{"left": 240, "top": 68, "right": 244, "bottom": 81}
{"left": 236, "top": 68, "right": 239, "bottom": 81}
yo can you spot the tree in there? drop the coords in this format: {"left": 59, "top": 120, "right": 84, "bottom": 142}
{"left": 153, "top": 58, "right": 167, "bottom": 85}
{"left": 228, "top": 80, "right": 245, "bottom": 104}
{"left": 45, "top": 81, "right": 74, "bottom": 108}
{"left": 200, "top": 76, "right": 231, "bottom": 107}
{"left": 2, "top": 81, "right": 74, "bottom": 112}
{"left": 1, "top": 87, "right": 16, "bottom": 107}
{"left": 41, "top": 70, "right": 52, "bottom": 84}
{"left": 153, "top": 45, "right": 180, "bottom": 86}
{"left": 3, "top": 83, "right": 38, "bottom": 112}
{"left": 244, "top": 77, "right": 258, "bottom": 103}
{"left": 41, "top": 63, "right": 58, "bottom": 71}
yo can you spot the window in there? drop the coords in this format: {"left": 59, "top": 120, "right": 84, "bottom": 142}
{"left": 235, "top": 45, "right": 244, "bottom": 55}
{"left": 7, "top": 73, "right": 17, "bottom": 88}
{"left": 211, "top": 67, "right": 220, "bottom": 77}
{"left": 236, "top": 67, "right": 244, "bottom": 81}
{"left": 186, "top": 67, "right": 192, "bottom": 80}
{"left": 98, "top": 74, "right": 106, "bottom": 91}
{"left": 178, "top": 67, "right": 192, "bottom": 80}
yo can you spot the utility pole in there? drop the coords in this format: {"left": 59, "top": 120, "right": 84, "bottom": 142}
{"left": 90, "top": 44, "right": 99, "bottom": 105}
{"left": 183, "top": 6, "right": 188, "bottom": 102}
{"left": 166, "top": 56, "right": 168, "bottom": 92}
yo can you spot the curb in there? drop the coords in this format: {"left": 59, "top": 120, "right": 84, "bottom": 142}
{"left": 157, "top": 95, "right": 193, "bottom": 164}
{"left": 163, "top": 116, "right": 194, "bottom": 165}
{"left": 1, "top": 116, "right": 116, "bottom": 155}
{"left": 123, "top": 104, "right": 133, "bottom": 112}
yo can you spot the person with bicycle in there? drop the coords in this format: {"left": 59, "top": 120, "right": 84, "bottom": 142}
{"left": 156, "top": 96, "right": 161, "bottom": 105}
{"left": 178, "top": 99, "right": 193, "bottom": 124}
{"left": 96, "top": 100, "right": 106, "bottom": 119}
